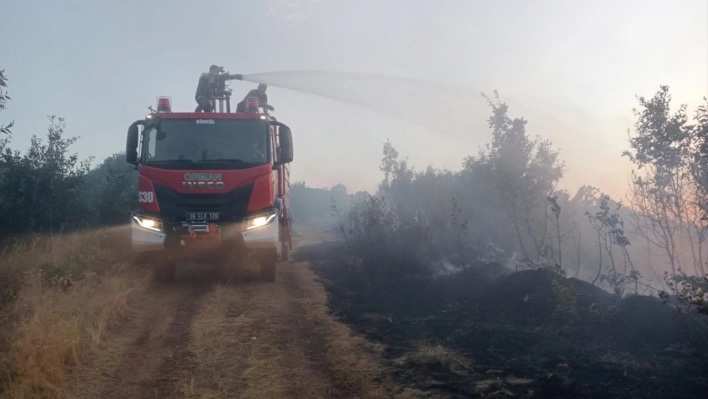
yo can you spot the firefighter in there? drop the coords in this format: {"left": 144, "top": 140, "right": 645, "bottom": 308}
{"left": 236, "top": 84, "right": 275, "bottom": 113}
{"left": 251, "top": 140, "right": 265, "bottom": 161}
{"left": 194, "top": 65, "right": 222, "bottom": 112}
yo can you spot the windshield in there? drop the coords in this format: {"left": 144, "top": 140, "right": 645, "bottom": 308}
{"left": 141, "top": 119, "right": 269, "bottom": 169}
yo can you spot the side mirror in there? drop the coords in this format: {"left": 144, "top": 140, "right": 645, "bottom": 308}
{"left": 277, "top": 123, "right": 294, "bottom": 164}
{"left": 126, "top": 120, "right": 143, "bottom": 165}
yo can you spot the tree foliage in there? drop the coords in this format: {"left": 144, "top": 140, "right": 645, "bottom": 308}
{"left": 0, "top": 123, "right": 138, "bottom": 239}
{"left": 335, "top": 90, "right": 676, "bottom": 300}
{"left": 84, "top": 153, "right": 138, "bottom": 226}
{"left": 0, "top": 117, "right": 93, "bottom": 237}
{"left": 625, "top": 86, "right": 706, "bottom": 276}
{"left": 0, "top": 69, "right": 13, "bottom": 136}
{"left": 464, "top": 91, "right": 564, "bottom": 262}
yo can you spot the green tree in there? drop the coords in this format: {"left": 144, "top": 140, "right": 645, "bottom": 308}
{"left": 465, "top": 91, "right": 564, "bottom": 262}
{"left": 624, "top": 86, "right": 704, "bottom": 275}
{"left": 691, "top": 98, "right": 708, "bottom": 219}
{"left": 0, "top": 69, "right": 12, "bottom": 137}
{"left": 0, "top": 117, "right": 91, "bottom": 237}
{"left": 378, "top": 139, "right": 414, "bottom": 201}
{"left": 83, "top": 152, "right": 138, "bottom": 225}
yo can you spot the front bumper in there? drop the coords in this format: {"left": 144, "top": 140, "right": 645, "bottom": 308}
{"left": 131, "top": 208, "right": 279, "bottom": 254}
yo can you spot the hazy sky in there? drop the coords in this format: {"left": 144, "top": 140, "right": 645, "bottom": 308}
{"left": 1, "top": 0, "right": 706, "bottom": 199}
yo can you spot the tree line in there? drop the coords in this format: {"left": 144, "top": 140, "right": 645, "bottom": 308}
{"left": 2, "top": 65, "right": 708, "bottom": 302}
{"left": 0, "top": 70, "right": 139, "bottom": 239}
{"left": 333, "top": 87, "right": 708, "bottom": 305}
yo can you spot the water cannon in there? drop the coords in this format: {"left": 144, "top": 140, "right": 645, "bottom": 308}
{"left": 223, "top": 73, "right": 243, "bottom": 81}
{"left": 210, "top": 70, "right": 244, "bottom": 113}
{"left": 213, "top": 71, "right": 243, "bottom": 88}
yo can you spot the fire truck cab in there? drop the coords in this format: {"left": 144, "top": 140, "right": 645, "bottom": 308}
{"left": 125, "top": 94, "right": 293, "bottom": 282}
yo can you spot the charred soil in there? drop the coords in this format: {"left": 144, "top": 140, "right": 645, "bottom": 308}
{"left": 300, "top": 240, "right": 708, "bottom": 399}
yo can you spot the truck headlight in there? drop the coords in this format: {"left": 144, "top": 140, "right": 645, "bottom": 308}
{"left": 243, "top": 209, "right": 278, "bottom": 231}
{"left": 133, "top": 215, "right": 163, "bottom": 232}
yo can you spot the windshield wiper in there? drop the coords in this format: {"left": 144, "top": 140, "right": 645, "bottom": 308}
{"left": 202, "top": 159, "right": 250, "bottom": 163}
{"left": 148, "top": 159, "right": 196, "bottom": 163}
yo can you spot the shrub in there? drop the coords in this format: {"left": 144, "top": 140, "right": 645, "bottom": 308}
{"left": 335, "top": 195, "right": 432, "bottom": 288}
{"left": 0, "top": 226, "right": 133, "bottom": 311}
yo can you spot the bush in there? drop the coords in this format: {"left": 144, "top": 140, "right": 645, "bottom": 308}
{"left": 0, "top": 269, "right": 147, "bottom": 398}
{"left": 0, "top": 226, "right": 133, "bottom": 311}
{"left": 0, "top": 117, "right": 91, "bottom": 237}
{"left": 335, "top": 195, "right": 432, "bottom": 288}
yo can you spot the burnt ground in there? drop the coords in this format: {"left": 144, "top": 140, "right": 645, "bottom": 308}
{"left": 297, "top": 240, "right": 708, "bottom": 399}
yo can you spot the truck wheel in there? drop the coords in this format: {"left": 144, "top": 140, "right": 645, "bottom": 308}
{"left": 259, "top": 252, "right": 277, "bottom": 282}
{"left": 154, "top": 261, "right": 176, "bottom": 282}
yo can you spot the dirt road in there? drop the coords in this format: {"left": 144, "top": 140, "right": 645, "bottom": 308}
{"left": 67, "top": 259, "right": 390, "bottom": 399}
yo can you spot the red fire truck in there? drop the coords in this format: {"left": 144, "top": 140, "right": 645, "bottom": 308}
{"left": 125, "top": 83, "right": 293, "bottom": 282}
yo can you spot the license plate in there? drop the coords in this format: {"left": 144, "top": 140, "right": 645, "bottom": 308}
{"left": 186, "top": 212, "right": 219, "bottom": 221}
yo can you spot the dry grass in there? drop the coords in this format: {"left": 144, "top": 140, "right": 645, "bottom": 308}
{"left": 399, "top": 343, "right": 475, "bottom": 377}
{"left": 0, "top": 225, "right": 133, "bottom": 310}
{"left": 184, "top": 262, "right": 391, "bottom": 399}
{"left": 0, "top": 233, "right": 392, "bottom": 398}
{"left": 0, "top": 271, "right": 149, "bottom": 399}
{"left": 185, "top": 284, "right": 259, "bottom": 399}
{"left": 0, "top": 225, "right": 146, "bottom": 399}
{"left": 294, "top": 264, "right": 390, "bottom": 398}
{"left": 186, "top": 281, "right": 302, "bottom": 399}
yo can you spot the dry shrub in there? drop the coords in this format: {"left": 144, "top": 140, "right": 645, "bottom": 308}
{"left": 336, "top": 195, "right": 431, "bottom": 287}
{"left": 0, "top": 225, "right": 133, "bottom": 311}
{"left": 0, "top": 270, "right": 148, "bottom": 398}
{"left": 659, "top": 273, "right": 708, "bottom": 357}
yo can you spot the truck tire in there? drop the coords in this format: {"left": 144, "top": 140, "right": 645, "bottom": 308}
{"left": 154, "top": 260, "right": 176, "bottom": 282}
{"left": 259, "top": 251, "right": 277, "bottom": 282}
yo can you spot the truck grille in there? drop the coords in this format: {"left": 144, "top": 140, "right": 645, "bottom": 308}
{"left": 153, "top": 183, "right": 253, "bottom": 222}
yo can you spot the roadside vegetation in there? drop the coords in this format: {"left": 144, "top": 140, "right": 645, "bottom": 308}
{"left": 0, "top": 227, "right": 150, "bottom": 398}
{"left": 2, "top": 62, "right": 708, "bottom": 398}
{"left": 0, "top": 69, "right": 140, "bottom": 307}
{"left": 307, "top": 87, "right": 708, "bottom": 397}
{"left": 0, "top": 68, "right": 375, "bottom": 398}
{"left": 327, "top": 87, "right": 708, "bottom": 314}
{"left": 0, "top": 70, "right": 148, "bottom": 398}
